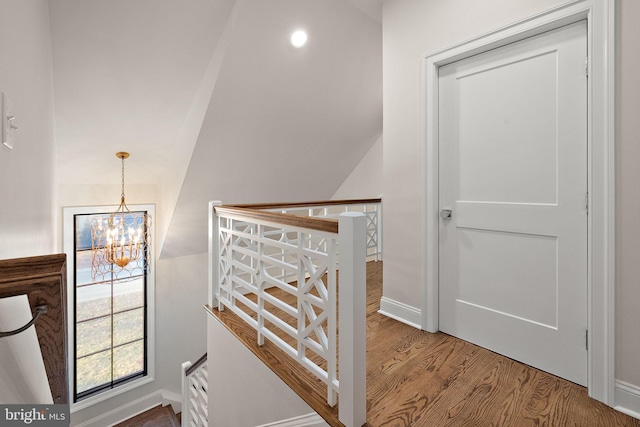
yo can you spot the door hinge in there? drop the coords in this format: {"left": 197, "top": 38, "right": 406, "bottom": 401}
{"left": 586, "top": 329, "right": 589, "bottom": 350}
{"left": 585, "top": 56, "right": 589, "bottom": 77}
{"left": 585, "top": 192, "right": 589, "bottom": 214}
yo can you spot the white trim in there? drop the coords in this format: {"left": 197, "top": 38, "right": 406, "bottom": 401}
{"left": 71, "top": 376, "right": 154, "bottom": 413}
{"left": 162, "top": 389, "right": 183, "bottom": 415}
{"left": 614, "top": 381, "right": 640, "bottom": 421}
{"left": 63, "top": 204, "right": 156, "bottom": 410}
{"left": 378, "top": 297, "right": 421, "bottom": 329}
{"left": 73, "top": 390, "right": 163, "bottom": 427}
{"left": 255, "top": 413, "right": 329, "bottom": 427}
{"left": 421, "top": 0, "right": 615, "bottom": 405}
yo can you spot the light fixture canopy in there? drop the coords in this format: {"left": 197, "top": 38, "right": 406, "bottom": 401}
{"left": 91, "top": 152, "right": 151, "bottom": 282}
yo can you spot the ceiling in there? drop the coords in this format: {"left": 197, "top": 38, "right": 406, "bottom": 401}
{"left": 48, "top": 0, "right": 383, "bottom": 258}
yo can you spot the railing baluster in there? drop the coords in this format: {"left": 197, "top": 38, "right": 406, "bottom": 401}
{"left": 297, "top": 231, "right": 305, "bottom": 365}
{"left": 209, "top": 201, "right": 222, "bottom": 309}
{"left": 257, "top": 224, "right": 265, "bottom": 346}
{"left": 326, "top": 237, "right": 338, "bottom": 407}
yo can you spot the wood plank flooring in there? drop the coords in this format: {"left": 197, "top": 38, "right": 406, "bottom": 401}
{"left": 114, "top": 405, "right": 180, "bottom": 427}
{"left": 207, "top": 261, "right": 640, "bottom": 427}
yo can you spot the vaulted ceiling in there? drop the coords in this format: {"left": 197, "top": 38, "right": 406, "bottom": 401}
{"left": 48, "top": 0, "right": 382, "bottom": 258}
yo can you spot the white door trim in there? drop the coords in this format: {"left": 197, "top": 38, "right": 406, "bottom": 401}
{"left": 421, "top": 0, "right": 615, "bottom": 405}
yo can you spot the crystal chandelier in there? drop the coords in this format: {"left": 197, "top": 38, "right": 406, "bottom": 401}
{"left": 91, "top": 152, "right": 151, "bottom": 282}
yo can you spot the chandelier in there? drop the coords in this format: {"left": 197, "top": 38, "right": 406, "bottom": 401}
{"left": 91, "top": 152, "right": 151, "bottom": 282}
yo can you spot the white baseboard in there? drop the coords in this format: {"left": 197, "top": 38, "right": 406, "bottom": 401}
{"left": 615, "top": 380, "right": 640, "bottom": 420}
{"left": 255, "top": 413, "right": 329, "bottom": 427}
{"left": 162, "top": 389, "right": 182, "bottom": 415}
{"left": 378, "top": 296, "right": 421, "bottom": 329}
{"left": 73, "top": 389, "right": 177, "bottom": 427}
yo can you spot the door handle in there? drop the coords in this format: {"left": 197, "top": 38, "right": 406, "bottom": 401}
{"left": 440, "top": 209, "right": 453, "bottom": 220}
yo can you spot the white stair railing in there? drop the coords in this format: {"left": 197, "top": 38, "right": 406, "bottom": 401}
{"left": 208, "top": 200, "right": 371, "bottom": 427}
{"left": 181, "top": 354, "right": 208, "bottom": 427}
{"left": 261, "top": 199, "right": 382, "bottom": 262}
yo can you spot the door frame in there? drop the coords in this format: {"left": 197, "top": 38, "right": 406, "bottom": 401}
{"left": 421, "top": 0, "right": 615, "bottom": 405}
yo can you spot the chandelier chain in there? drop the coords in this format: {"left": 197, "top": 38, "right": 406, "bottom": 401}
{"left": 121, "top": 155, "right": 126, "bottom": 200}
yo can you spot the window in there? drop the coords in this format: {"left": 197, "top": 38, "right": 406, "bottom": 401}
{"left": 64, "top": 205, "right": 155, "bottom": 408}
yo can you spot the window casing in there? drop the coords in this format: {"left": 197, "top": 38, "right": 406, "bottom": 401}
{"left": 63, "top": 205, "right": 155, "bottom": 410}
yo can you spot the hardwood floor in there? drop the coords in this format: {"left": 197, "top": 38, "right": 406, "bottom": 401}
{"left": 207, "top": 261, "right": 640, "bottom": 427}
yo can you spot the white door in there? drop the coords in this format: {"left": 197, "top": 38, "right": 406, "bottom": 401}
{"left": 438, "top": 21, "right": 588, "bottom": 386}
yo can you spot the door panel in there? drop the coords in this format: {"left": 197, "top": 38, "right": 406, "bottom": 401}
{"left": 457, "top": 229, "right": 558, "bottom": 329}
{"left": 438, "top": 21, "right": 587, "bottom": 385}
{"left": 457, "top": 50, "right": 559, "bottom": 205}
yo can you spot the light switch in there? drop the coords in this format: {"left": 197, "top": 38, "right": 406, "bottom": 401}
{"left": 2, "top": 92, "right": 17, "bottom": 149}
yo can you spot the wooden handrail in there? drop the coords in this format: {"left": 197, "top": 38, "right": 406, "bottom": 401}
{"left": 0, "top": 253, "right": 68, "bottom": 404}
{"left": 185, "top": 352, "right": 207, "bottom": 377}
{"left": 214, "top": 198, "right": 381, "bottom": 234}
{"left": 228, "top": 198, "right": 381, "bottom": 210}
{"left": 215, "top": 206, "right": 339, "bottom": 234}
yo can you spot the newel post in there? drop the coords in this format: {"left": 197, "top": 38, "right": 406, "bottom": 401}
{"left": 209, "top": 201, "right": 222, "bottom": 308}
{"left": 181, "top": 360, "right": 192, "bottom": 427}
{"left": 338, "top": 212, "right": 367, "bottom": 427}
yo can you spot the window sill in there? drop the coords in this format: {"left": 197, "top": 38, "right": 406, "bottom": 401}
{"left": 70, "top": 375, "right": 154, "bottom": 413}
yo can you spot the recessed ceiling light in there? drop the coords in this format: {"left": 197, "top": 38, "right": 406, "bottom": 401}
{"left": 290, "top": 30, "right": 308, "bottom": 48}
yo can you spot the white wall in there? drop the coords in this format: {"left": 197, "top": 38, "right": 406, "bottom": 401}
{"left": 155, "top": 253, "right": 209, "bottom": 394}
{"left": 331, "top": 134, "right": 382, "bottom": 200}
{"left": 0, "top": 0, "right": 56, "bottom": 260}
{"left": 615, "top": 0, "right": 640, "bottom": 388}
{"left": 0, "top": 0, "right": 57, "bottom": 405}
{"left": 208, "top": 316, "right": 317, "bottom": 427}
{"left": 383, "top": 0, "right": 640, "bottom": 401}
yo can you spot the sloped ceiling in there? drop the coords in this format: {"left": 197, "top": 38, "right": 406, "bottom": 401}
{"left": 49, "top": 0, "right": 233, "bottom": 185}
{"left": 48, "top": 0, "right": 382, "bottom": 259}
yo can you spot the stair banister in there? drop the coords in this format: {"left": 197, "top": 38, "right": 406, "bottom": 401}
{"left": 207, "top": 199, "right": 375, "bottom": 427}
{"left": 181, "top": 353, "right": 208, "bottom": 427}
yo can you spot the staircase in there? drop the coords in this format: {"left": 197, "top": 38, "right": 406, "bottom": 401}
{"left": 113, "top": 405, "right": 180, "bottom": 427}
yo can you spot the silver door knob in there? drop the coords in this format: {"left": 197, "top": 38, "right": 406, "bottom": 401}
{"left": 440, "top": 209, "right": 453, "bottom": 220}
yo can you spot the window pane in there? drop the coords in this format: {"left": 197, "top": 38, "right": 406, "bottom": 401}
{"left": 113, "top": 278, "right": 144, "bottom": 312}
{"left": 77, "top": 350, "right": 111, "bottom": 393}
{"left": 76, "top": 284, "right": 112, "bottom": 322}
{"left": 113, "top": 340, "right": 144, "bottom": 380}
{"left": 75, "top": 250, "right": 95, "bottom": 286}
{"left": 113, "top": 308, "right": 144, "bottom": 346}
{"left": 75, "top": 216, "right": 94, "bottom": 251}
{"left": 70, "top": 208, "right": 150, "bottom": 402}
{"left": 77, "top": 316, "right": 111, "bottom": 357}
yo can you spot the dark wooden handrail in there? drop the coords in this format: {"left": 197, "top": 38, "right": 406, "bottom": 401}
{"left": 185, "top": 353, "right": 208, "bottom": 377}
{"left": 0, "top": 253, "right": 68, "bottom": 404}
{"left": 215, "top": 206, "right": 339, "bottom": 234}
